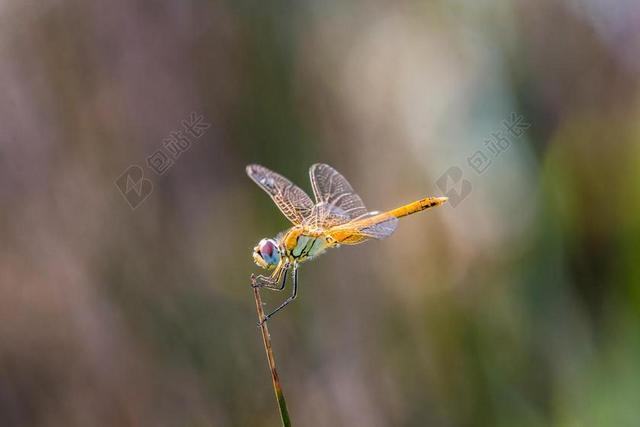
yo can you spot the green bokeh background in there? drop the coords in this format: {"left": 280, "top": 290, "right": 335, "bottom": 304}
{"left": 1, "top": 1, "right": 639, "bottom": 426}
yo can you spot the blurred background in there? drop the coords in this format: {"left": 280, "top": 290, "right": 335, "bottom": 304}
{"left": 1, "top": 0, "right": 639, "bottom": 426}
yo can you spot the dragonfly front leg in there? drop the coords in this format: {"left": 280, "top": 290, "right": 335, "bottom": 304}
{"left": 260, "top": 264, "right": 298, "bottom": 325}
{"left": 256, "top": 268, "right": 288, "bottom": 292}
{"left": 252, "top": 262, "right": 289, "bottom": 291}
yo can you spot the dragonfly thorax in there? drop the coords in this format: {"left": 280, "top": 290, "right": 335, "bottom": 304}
{"left": 282, "top": 226, "right": 331, "bottom": 263}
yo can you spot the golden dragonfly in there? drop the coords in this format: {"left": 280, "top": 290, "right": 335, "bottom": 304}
{"left": 248, "top": 163, "right": 447, "bottom": 323}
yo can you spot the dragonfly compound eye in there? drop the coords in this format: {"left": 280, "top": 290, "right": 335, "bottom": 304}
{"left": 255, "top": 238, "right": 280, "bottom": 269}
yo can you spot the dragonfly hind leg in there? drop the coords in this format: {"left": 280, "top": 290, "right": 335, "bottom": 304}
{"left": 260, "top": 264, "right": 298, "bottom": 325}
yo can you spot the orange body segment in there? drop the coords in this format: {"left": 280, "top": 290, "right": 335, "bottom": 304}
{"left": 327, "top": 196, "right": 447, "bottom": 245}
{"left": 353, "top": 196, "right": 447, "bottom": 227}
{"left": 383, "top": 196, "right": 448, "bottom": 219}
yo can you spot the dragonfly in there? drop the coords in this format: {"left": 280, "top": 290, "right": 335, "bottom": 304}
{"left": 248, "top": 163, "right": 447, "bottom": 324}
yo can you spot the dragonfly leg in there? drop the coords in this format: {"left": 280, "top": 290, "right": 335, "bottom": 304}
{"left": 252, "top": 263, "right": 289, "bottom": 290}
{"left": 253, "top": 274, "right": 279, "bottom": 289}
{"left": 261, "top": 266, "right": 288, "bottom": 292}
{"left": 260, "top": 264, "right": 298, "bottom": 325}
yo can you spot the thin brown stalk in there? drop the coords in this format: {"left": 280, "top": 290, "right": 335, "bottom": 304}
{"left": 251, "top": 275, "right": 292, "bottom": 427}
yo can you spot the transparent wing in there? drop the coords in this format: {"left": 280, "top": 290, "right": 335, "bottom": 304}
{"left": 246, "top": 164, "right": 314, "bottom": 225}
{"left": 326, "top": 211, "right": 399, "bottom": 245}
{"left": 355, "top": 212, "right": 399, "bottom": 240}
{"left": 309, "top": 164, "right": 368, "bottom": 223}
{"left": 306, "top": 203, "right": 351, "bottom": 229}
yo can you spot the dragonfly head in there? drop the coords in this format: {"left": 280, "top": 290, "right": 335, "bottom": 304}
{"left": 253, "top": 238, "right": 281, "bottom": 270}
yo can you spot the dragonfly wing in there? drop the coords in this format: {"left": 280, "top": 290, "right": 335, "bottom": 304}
{"left": 309, "top": 164, "right": 368, "bottom": 221}
{"left": 327, "top": 212, "right": 399, "bottom": 245}
{"left": 246, "top": 164, "right": 314, "bottom": 225}
{"left": 358, "top": 214, "right": 399, "bottom": 239}
{"left": 306, "top": 202, "right": 351, "bottom": 228}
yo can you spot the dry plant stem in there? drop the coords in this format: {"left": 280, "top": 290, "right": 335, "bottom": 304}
{"left": 252, "top": 275, "right": 292, "bottom": 427}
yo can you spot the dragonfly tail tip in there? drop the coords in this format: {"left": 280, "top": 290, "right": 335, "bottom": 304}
{"left": 435, "top": 196, "right": 448, "bottom": 204}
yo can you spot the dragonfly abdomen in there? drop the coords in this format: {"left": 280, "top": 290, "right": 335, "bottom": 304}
{"left": 384, "top": 196, "right": 448, "bottom": 219}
